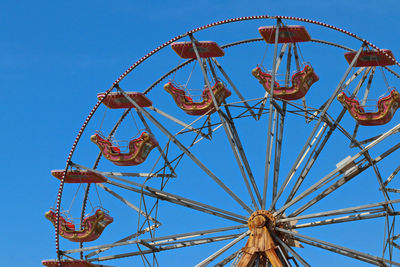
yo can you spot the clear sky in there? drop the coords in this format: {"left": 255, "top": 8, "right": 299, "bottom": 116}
{"left": 2, "top": 0, "right": 400, "bottom": 266}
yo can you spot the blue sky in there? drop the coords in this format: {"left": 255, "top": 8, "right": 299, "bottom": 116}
{"left": 2, "top": 1, "right": 400, "bottom": 266}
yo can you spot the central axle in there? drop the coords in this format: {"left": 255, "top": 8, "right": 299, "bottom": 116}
{"left": 237, "top": 210, "right": 290, "bottom": 267}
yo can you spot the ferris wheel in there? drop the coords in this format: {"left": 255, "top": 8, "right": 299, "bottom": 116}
{"left": 43, "top": 15, "right": 400, "bottom": 266}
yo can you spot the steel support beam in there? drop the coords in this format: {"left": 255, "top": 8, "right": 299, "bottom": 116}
{"left": 116, "top": 86, "right": 252, "bottom": 213}
{"left": 271, "top": 44, "right": 365, "bottom": 210}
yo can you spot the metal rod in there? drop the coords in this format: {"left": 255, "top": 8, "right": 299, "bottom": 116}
{"left": 292, "top": 211, "right": 387, "bottom": 229}
{"left": 351, "top": 67, "right": 375, "bottom": 146}
{"left": 71, "top": 162, "right": 248, "bottom": 223}
{"left": 351, "top": 67, "right": 372, "bottom": 97}
{"left": 284, "top": 142, "right": 400, "bottom": 218}
{"left": 98, "top": 183, "right": 159, "bottom": 224}
{"left": 280, "top": 122, "right": 327, "bottom": 204}
{"left": 385, "top": 188, "right": 400, "bottom": 193}
{"left": 289, "top": 119, "right": 392, "bottom": 217}
{"left": 147, "top": 106, "right": 209, "bottom": 139}
{"left": 271, "top": 44, "right": 365, "bottom": 212}
{"left": 223, "top": 103, "right": 262, "bottom": 206}
{"left": 278, "top": 198, "right": 400, "bottom": 224}
{"left": 211, "top": 58, "right": 257, "bottom": 119}
{"left": 284, "top": 67, "right": 370, "bottom": 204}
{"left": 263, "top": 109, "right": 278, "bottom": 209}
{"left": 257, "top": 43, "right": 288, "bottom": 119}
{"left": 292, "top": 43, "right": 309, "bottom": 122}
{"left": 107, "top": 179, "right": 248, "bottom": 223}
{"left": 276, "top": 228, "right": 399, "bottom": 266}
{"left": 270, "top": 231, "right": 311, "bottom": 267}
{"left": 205, "top": 59, "right": 259, "bottom": 210}
{"left": 306, "top": 66, "right": 365, "bottom": 123}
{"left": 87, "top": 233, "right": 243, "bottom": 262}
{"left": 384, "top": 164, "right": 400, "bottom": 186}
{"left": 271, "top": 45, "right": 292, "bottom": 207}
{"left": 195, "top": 230, "right": 250, "bottom": 267}
{"left": 65, "top": 225, "right": 247, "bottom": 255}
{"left": 214, "top": 249, "right": 242, "bottom": 266}
{"left": 276, "top": 118, "right": 400, "bottom": 216}
{"left": 189, "top": 34, "right": 255, "bottom": 213}
{"left": 85, "top": 224, "right": 159, "bottom": 258}
{"left": 284, "top": 123, "right": 328, "bottom": 203}
{"left": 109, "top": 182, "right": 244, "bottom": 224}
{"left": 116, "top": 86, "right": 253, "bottom": 213}
{"left": 262, "top": 21, "right": 281, "bottom": 209}
{"left": 136, "top": 110, "right": 177, "bottom": 178}
{"left": 272, "top": 105, "right": 285, "bottom": 206}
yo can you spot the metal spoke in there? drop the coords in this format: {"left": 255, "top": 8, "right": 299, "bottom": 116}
{"left": 147, "top": 106, "right": 209, "bottom": 139}
{"left": 270, "top": 231, "right": 311, "bottom": 267}
{"left": 306, "top": 66, "right": 366, "bottom": 123}
{"left": 72, "top": 161, "right": 247, "bottom": 223}
{"left": 274, "top": 119, "right": 400, "bottom": 217}
{"left": 107, "top": 180, "right": 248, "bottom": 224}
{"left": 271, "top": 44, "right": 291, "bottom": 206}
{"left": 350, "top": 67, "right": 375, "bottom": 146}
{"left": 211, "top": 58, "right": 257, "bottom": 119}
{"left": 98, "top": 183, "right": 159, "bottom": 224}
{"left": 195, "top": 230, "right": 250, "bottom": 267}
{"left": 116, "top": 86, "right": 253, "bottom": 213}
{"left": 282, "top": 122, "right": 328, "bottom": 204}
{"left": 288, "top": 120, "right": 394, "bottom": 217}
{"left": 262, "top": 21, "right": 281, "bottom": 209}
{"left": 222, "top": 103, "right": 262, "bottom": 206}
{"left": 215, "top": 249, "right": 242, "bottom": 266}
{"left": 384, "top": 164, "right": 400, "bottom": 186}
{"left": 136, "top": 110, "right": 176, "bottom": 177}
{"left": 64, "top": 225, "right": 247, "bottom": 255}
{"left": 270, "top": 44, "right": 365, "bottom": 210}
{"left": 263, "top": 109, "right": 278, "bottom": 209}
{"left": 385, "top": 188, "right": 400, "bottom": 193}
{"left": 291, "top": 211, "right": 388, "bottom": 229}
{"left": 107, "top": 181, "right": 246, "bottom": 223}
{"left": 277, "top": 198, "right": 400, "bottom": 223}
{"left": 284, "top": 67, "right": 371, "bottom": 204}
{"left": 87, "top": 233, "right": 244, "bottom": 262}
{"left": 85, "top": 224, "right": 159, "bottom": 259}
{"left": 272, "top": 106, "right": 286, "bottom": 205}
{"left": 292, "top": 43, "right": 309, "bottom": 123}
{"left": 276, "top": 228, "right": 400, "bottom": 266}
{"left": 190, "top": 34, "right": 258, "bottom": 211}
{"left": 257, "top": 42, "right": 288, "bottom": 119}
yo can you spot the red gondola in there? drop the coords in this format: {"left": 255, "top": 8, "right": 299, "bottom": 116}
{"left": 252, "top": 65, "right": 318, "bottom": 100}
{"left": 164, "top": 81, "right": 231, "bottom": 116}
{"left": 45, "top": 209, "right": 113, "bottom": 242}
{"left": 90, "top": 132, "right": 158, "bottom": 166}
{"left": 337, "top": 89, "right": 400, "bottom": 126}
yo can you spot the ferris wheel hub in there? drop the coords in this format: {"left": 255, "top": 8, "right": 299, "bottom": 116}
{"left": 248, "top": 210, "right": 276, "bottom": 229}
{"left": 239, "top": 210, "right": 287, "bottom": 267}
